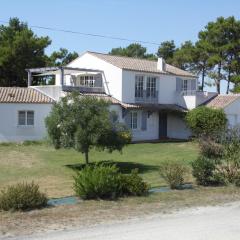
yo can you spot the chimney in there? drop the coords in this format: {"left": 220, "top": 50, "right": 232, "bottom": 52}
{"left": 157, "top": 57, "right": 166, "bottom": 72}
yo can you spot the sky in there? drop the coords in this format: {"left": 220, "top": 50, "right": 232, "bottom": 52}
{"left": 1, "top": 0, "right": 240, "bottom": 92}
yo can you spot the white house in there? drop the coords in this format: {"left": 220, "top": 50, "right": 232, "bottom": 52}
{"left": 0, "top": 87, "right": 54, "bottom": 142}
{"left": 1, "top": 51, "right": 240, "bottom": 142}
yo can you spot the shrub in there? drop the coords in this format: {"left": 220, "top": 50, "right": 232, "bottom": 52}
{"left": 74, "top": 163, "right": 121, "bottom": 200}
{"left": 192, "top": 156, "right": 218, "bottom": 186}
{"left": 73, "top": 164, "right": 149, "bottom": 200}
{"left": 159, "top": 161, "right": 188, "bottom": 189}
{"left": 120, "top": 169, "right": 149, "bottom": 196}
{"left": 199, "top": 137, "right": 224, "bottom": 159}
{"left": 0, "top": 182, "right": 47, "bottom": 211}
{"left": 186, "top": 106, "right": 227, "bottom": 137}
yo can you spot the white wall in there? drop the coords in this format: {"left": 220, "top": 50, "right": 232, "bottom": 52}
{"left": 31, "top": 86, "right": 63, "bottom": 101}
{"left": 224, "top": 98, "right": 240, "bottom": 127}
{"left": 122, "top": 70, "right": 177, "bottom": 104}
{"left": 159, "top": 75, "right": 177, "bottom": 104}
{"left": 0, "top": 103, "right": 52, "bottom": 142}
{"left": 130, "top": 110, "right": 159, "bottom": 141}
{"left": 67, "top": 53, "right": 123, "bottom": 101}
{"left": 167, "top": 113, "right": 191, "bottom": 139}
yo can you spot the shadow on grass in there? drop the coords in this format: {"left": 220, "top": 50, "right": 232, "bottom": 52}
{"left": 65, "top": 160, "right": 159, "bottom": 174}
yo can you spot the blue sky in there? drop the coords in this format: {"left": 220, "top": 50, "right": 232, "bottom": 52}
{"left": 1, "top": 0, "right": 240, "bottom": 92}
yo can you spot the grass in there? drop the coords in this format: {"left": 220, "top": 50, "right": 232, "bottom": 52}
{"left": 0, "top": 141, "right": 198, "bottom": 197}
{"left": 2, "top": 141, "right": 240, "bottom": 237}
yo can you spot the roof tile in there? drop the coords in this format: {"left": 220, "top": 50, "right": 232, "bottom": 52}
{"left": 0, "top": 87, "right": 55, "bottom": 104}
{"left": 206, "top": 94, "right": 240, "bottom": 109}
{"left": 88, "top": 52, "right": 195, "bottom": 77}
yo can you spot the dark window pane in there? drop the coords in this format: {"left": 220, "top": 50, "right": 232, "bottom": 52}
{"left": 27, "top": 111, "right": 34, "bottom": 125}
{"left": 18, "top": 111, "right": 26, "bottom": 125}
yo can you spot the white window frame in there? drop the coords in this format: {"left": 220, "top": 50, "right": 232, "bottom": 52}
{"left": 146, "top": 77, "right": 157, "bottom": 97}
{"left": 18, "top": 110, "right": 34, "bottom": 126}
{"left": 182, "top": 79, "right": 188, "bottom": 91}
{"left": 79, "top": 75, "right": 95, "bottom": 87}
{"left": 130, "top": 111, "right": 138, "bottom": 130}
{"left": 135, "top": 75, "right": 144, "bottom": 98}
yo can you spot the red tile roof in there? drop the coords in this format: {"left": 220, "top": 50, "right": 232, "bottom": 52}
{"left": 206, "top": 94, "right": 240, "bottom": 109}
{"left": 0, "top": 87, "right": 55, "bottom": 104}
{"left": 87, "top": 51, "right": 196, "bottom": 77}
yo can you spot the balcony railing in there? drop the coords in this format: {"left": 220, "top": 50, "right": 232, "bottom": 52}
{"left": 62, "top": 85, "right": 105, "bottom": 93}
{"left": 135, "top": 90, "right": 158, "bottom": 103}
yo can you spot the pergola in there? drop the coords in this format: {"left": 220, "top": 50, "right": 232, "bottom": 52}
{"left": 26, "top": 66, "right": 110, "bottom": 94}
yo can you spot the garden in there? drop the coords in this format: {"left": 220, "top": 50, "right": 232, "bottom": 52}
{"left": 1, "top": 94, "right": 240, "bottom": 235}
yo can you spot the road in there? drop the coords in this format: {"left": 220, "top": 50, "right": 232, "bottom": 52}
{"left": 3, "top": 202, "right": 240, "bottom": 240}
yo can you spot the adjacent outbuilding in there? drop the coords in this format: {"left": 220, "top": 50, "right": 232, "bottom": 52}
{"left": 0, "top": 87, "right": 54, "bottom": 142}
{"left": 206, "top": 94, "right": 240, "bottom": 127}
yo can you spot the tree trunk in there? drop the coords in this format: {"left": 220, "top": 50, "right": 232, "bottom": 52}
{"left": 85, "top": 151, "right": 89, "bottom": 165}
{"left": 226, "top": 72, "right": 231, "bottom": 94}
{"left": 217, "top": 62, "right": 222, "bottom": 94}
{"left": 201, "top": 67, "right": 205, "bottom": 91}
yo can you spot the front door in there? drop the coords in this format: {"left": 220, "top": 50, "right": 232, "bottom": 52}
{"left": 159, "top": 112, "right": 167, "bottom": 139}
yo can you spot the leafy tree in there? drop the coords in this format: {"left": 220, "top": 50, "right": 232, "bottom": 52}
{"left": 48, "top": 48, "right": 79, "bottom": 66}
{"left": 109, "top": 43, "right": 157, "bottom": 60}
{"left": 185, "top": 106, "right": 227, "bottom": 137}
{"left": 0, "top": 18, "right": 51, "bottom": 87}
{"left": 45, "top": 92, "right": 131, "bottom": 164}
{"left": 156, "top": 40, "right": 176, "bottom": 64}
{"left": 171, "top": 41, "right": 195, "bottom": 70}
{"left": 198, "top": 16, "right": 240, "bottom": 93}
{"left": 193, "top": 40, "right": 212, "bottom": 90}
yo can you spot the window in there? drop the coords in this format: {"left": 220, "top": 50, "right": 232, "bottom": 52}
{"left": 18, "top": 111, "right": 34, "bottom": 126}
{"left": 146, "top": 77, "right": 156, "bottom": 97}
{"left": 182, "top": 79, "right": 188, "bottom": 91}
{"left": 130, "top": 112, "right": 138, "bottom": 129}
{"left": 135, "top": 76, "right": 144, "bottom": 98}
{"left": 79, "top": 75, "right": 95, "bottom": 87}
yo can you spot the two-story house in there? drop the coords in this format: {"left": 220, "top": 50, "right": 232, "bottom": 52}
{"left": 26, "top": 51, "right": 217, "bottom": 142}
{"left": 1, "top": 51, "right": 239, "bottom": 142}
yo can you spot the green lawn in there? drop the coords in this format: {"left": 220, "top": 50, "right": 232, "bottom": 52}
{"left": 0, "top": 141, "right": 198, "bottom": 198}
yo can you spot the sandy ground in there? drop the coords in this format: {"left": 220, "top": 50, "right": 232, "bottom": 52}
{"left": 3, "top": 201, "right": 240, "bottom": 240}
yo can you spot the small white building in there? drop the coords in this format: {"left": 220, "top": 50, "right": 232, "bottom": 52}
{"left": 1, "top": 51, "right": 240, "bottom": 142}
{"left": 206, "top": 94, "right": 240, "bottom": 127}
{"left": 0, "top": 87, "right": 54, "bottom": 142}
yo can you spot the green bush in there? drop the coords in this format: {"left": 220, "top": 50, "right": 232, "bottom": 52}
{"left": 74, "top": 164, "right": 121, "bottom": 200}
{"left": 192, "top": 156, "right": 218, "bottom": 186}
{"left": 0, "top": 182, "right": 47, "bottom": 211}
{"left": 73, "top": 164, "right": 148, "bottom": 200}
{"left": 186, "top": 106, "right": 227, "bottom": 137}
{"left": 159, "top": 161, "right": 187, "bottom": 189}
{"left": 120, "top": 169, "right": 149, "bottom": 196}
{"left": 199, "top": 137, "right": 224, "bottom": 159}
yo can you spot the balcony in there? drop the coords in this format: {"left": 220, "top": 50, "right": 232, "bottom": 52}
{"left": 62, "top": 85, "right": 105, "bottom": 93}
{"left": 135, "top": 90, "right": 158, "bottom": 103}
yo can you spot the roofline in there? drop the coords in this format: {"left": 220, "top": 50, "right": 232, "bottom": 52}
{"left": 26, "top": 65, "right": 103, "bottom": 74}
{"left": 121, "top": 68, "right": 197, "bottom": 78}
{"left": 87, "top": 51, "right": 196, "bottom": 78}
{"left": 30, "top": 86, "right": 56, "bottom": 102}
{"left": 205, "top": 94, "right": 240, "bottom": 109}
{"left": 222, "top": 95, "right": 240, "bottom": 109}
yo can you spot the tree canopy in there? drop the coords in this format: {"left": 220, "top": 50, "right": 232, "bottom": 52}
{"left": 109, "top": 43, "right": 157, "bottom": 60}
{"left": 45, "top": 92, "right": 131, "bottom": 164}
{"left": 0, "top": 18, "right": 79, "bottom": 87}
{"left": 0, "top": 18, "right": 51, "bottom": 87}
{"left": 109, "top": 16, "right": 240, "bottom": 94}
